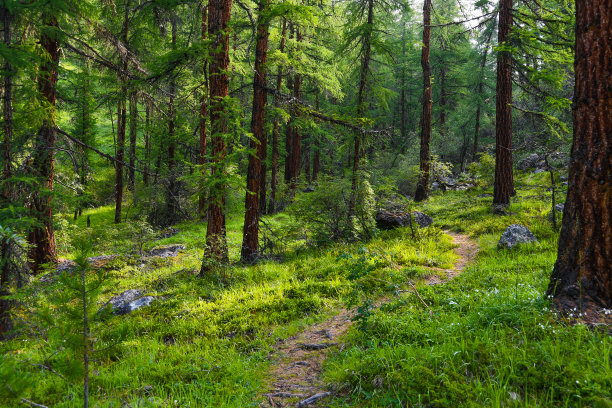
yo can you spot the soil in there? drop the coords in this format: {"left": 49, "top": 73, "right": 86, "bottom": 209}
{"left": 259, "top": 231, "right": 478, "bottom": 407}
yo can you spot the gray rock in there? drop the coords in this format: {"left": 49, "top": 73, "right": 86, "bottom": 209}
{"left": 412, "top": 211, "right": 433, "bottom": 228}
{"left": 303, "top": 186, "right": 315, "bottom": 193}
{"left": 147, "top": 244, "right": 185, "bottom": 258}
{"left": 555, "top": 203, "right": 564, "bottom": 212}
{"left": 493, "top": 204, "right": 508, "bottom": 216}
{"left": 375, "top": 210, "right": 433, "bottom": 230}
{"left": 518, "top": 153, "right": 544, "bottom": 170}
{"left": 431, "top": 182, "right": 440, "bottom": 191}
{"left": 498, "top": 224, "right": 537, "bottom": 249}
{"left": 533, "top": 168, "right": 547, "bottom": 174}
{"left": 105, "top": 289, "right": 156, "bottom": 315}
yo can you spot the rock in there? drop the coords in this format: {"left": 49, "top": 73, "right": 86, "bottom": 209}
{"left": 147, "top": 244, "right": 185, "bottom": 258}
{"left": 493, "top": 204, "right": 508, "bottom": 216}
{"left": 555, "top": 203, "right": 564, "bottom": 212}
{"left": 298, "top": 343, "right": 335, "bottom": 350}
{"left": 431, "top": 182, "right": 440, "bottom": 191}
{"left": 158, "top": 228, "right": 179, "bottom": 239}
{"left": 303, "top": 186, "right": 315, "bottom": 193}
{"left": 105, "top": 289, "right": 157, "bottom": 315}
{"left": 375, "top": 210, "right": 433, "bottom": 230}
{"left": 412, "top": 211, "right": 433, "bottom": 227}
{"left": 498, "top": 224, "right": 537, "bottom": 249}
{"left": 560, "top": 174, "right": 568, "bottom": 181}
{"left": 533, "top": 168, "right": 547, "bottom": 174}
{"left": 87, "top": 254, "right": 120, "bottom": 269}
{"left": 478, "top": 193, "right": 493, "bottom": 198}
{"left": 518, "top": 153, "right": 544, "bottom": 170}
{"left": 298, "top": 392, "right": 331, "bottom": 407}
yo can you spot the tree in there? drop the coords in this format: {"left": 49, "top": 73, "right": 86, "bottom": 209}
{"left": 493, "top": 0, "right": 514, "bottom": 206}
{"left": 201, "top": 0, "right": 232, "bottom": 270}
{"left": 547, "top": 0, "right": 611, "bottom": 312}
{"left": 414, "top": 0, "right": 432, "bottom": 202}
{"left": 241, "top": 0, "right": 270, "bottom": 263}
{"left": 198, "top": 4, "right": 208, "bottom": 219}
{"left": 28, "top": 11, "right": 60, "bottom": 272}
{"left": 114, "top": 1, "right": 129, "bottom": 224}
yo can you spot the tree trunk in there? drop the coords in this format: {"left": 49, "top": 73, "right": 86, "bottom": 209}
{"left": 400, "top": 25, "right": 407, "bottom": 147}
{"left": 290, "top": 64, "right": 302, "bottom": 189}
{"left": 114, "top": 4, "right": 129, "bottom": 224}
{"left": 547, "top": 0, "right": 611, "bottom": 312}
{"left": 241, "top": 0, "right": 270, "bottom": 263}
{"left": 348, "top": 0, "right": 373, "bottom": 219}
{"left": 28, "top": 12, "right": 59, "bottom": 272}
{"left": 493, "top": 0, "right": 514, "bottom": 206}
{"left": 312, "top": 92, "right": 320, "bottom": 182}
{"left": 198, "top": 4, "right": 208, "bottom": 219}
{"left": 439, "top": 66, "right": 446, "bottom": 138}
{"left": 167, "top": 18, "right": 179, "bottom": 221}
{"left": 201, "top": 0, "right": 232, "bottom": 270}
{"left": 414, "top": 0, "right": 432, "bottom": 202}
{"left": 284, "top": 74, "right": 294, "bottom": 185}
{"left": 128, "top": 91, "right": 137, "bottom": 191}
{"left": 143, "top": 102, "right": 150, "bottom": 185}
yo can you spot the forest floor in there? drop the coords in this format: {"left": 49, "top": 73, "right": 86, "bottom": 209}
{"left": 260, "top": 232, "right": 478, "bottom": 407}
{"left": 2, "top": 174, "right": 610, "bottom": 407}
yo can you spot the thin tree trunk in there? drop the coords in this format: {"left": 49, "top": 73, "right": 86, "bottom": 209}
{"left": 439, "top": 67, "right": 446, "bottom": 138}
{"left": 547, "top": 0, "right": 611, "bottom": 312}
{"left": 493, "top": 0, "right": 514, "bottom": 206}
{"left": 167, "top": 18, "right": 179, "bottom": 221}
{"left": 114, "top": 4, "right": 129, "bottom": 224}
{"left": 348, "top": 0, "right": 373, "bottom": 218}
{"left": 414, "top": 0, "right": 432, "bottom": 202}
{"left": 28, "top": 12, "right": 59, "bottom": 272}
{"left": 198, "top": 4, "right": 208, "bottom": 219}
{"left": 290, "top": 56, "right": 302, "bottom": 190}
{"left": 128, "top": 91, "right": 137, "bottom": 191}
{"left": 241, "top": 0, "right": 269, "bottom": 263}
{"left": 400, "top": 25, "right": 407, "bottom": 148}
{"left": 284, "top": 74, "right": 294, "bottom": 185}
{"left": 143, "top": 102, "right": 150, "bottom": 185}
{"left": 312, "top": 92, "right": 320, "bottom": 182}
{"left": 201, "top": 0, "right": 232, "bottom": 270}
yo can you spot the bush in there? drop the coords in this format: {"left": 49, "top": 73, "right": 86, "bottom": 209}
{"left": 468, "top": 152, "right": 495, "bottom": 188}
{"left": 287, "top": 174, "right": 376, "bottom": 246}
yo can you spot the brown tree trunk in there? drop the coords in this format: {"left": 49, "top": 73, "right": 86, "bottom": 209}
{"left": 439, "top": 67, "right": 446, "bottom": 138}
{"left": 143, "top": 102, "right": 150, "bottom": 185}
{"left": 167, "top": 18, "right": 179, "bottom": 221}
{"left": 312, "top": 92, "right": 320, "bottom": 182}
{"left": 114, "top": 4, "right": 129, "bottom": 224}
{"left": 493, "top": 0, "right": 514, "bottom": 206}
{"left": 348, "top": 0, "right": 373, "bottom": 219}
{"left": 241, "top": 0, "right": 270, "bottom": 263}
{"left": 414, "top": 0, "right": 432, "bottom": 202}
{"left": 400, "top": 25, "right": 407, "bottom": 147}
{"left": 198, "top": 5, "right": 208, "bottom": 219}
{"left": 290, "top": 66, "right": 302, "bottom": 189}
{"left": 284, "top": 74, "right": 294, "bottom": 185}
{"left": 128, "top": 91, "right": 137, "bottom": 191}
{"left": 201, "top": 0, "right": 232, "bottom": 270}
{"left": 269, "top": 19, "right": 286, "bottom": 214}
{"left": 28, "top": 13, "right": 59, "bottom": 272}
{"left": 547, "top": 0, "right": 612, "bottom": 312}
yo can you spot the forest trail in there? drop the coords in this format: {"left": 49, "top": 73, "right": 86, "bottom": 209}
{"left": 259, "top": 231, "right": 478, "bottom": 407}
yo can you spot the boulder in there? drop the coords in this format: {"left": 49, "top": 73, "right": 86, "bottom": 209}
{"left": 498, "top": 224, "right": 537, "bottom": 249}
{"left": 147, "top": 244, "right": 185, "bottom": 258}
{"left": 431, "top": 182, "right": 440, "bottom": 191}
{"left": 105, "top": 289, "right": 156, "bottom": 315}
{"left": 302, "top": 186, "right": 315, "bottom": 193}
{"left": 375, "top": 210, "right": 433, "bottom": 230}
{"left": 555, "top": 203, "right": 564, "bottom": 212}
{"left": 518, "top": 153, "right": 545, "bottom": 171}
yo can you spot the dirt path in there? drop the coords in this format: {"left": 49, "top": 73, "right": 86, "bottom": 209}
{"left": 259, "top": 232, "right": 477, "bottom": 408}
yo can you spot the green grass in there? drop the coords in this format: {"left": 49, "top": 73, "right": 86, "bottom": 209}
{"left": 2, "top": 175, "right": 609, "bottom": 407}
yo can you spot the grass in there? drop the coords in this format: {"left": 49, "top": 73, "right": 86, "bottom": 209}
{"left": 1, "top": 175, "right": 609, "bottom": 407}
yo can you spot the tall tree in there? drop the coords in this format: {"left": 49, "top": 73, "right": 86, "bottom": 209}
{"left": 241, "top": 0, "right": 270, "bottom": 263}
{"left": 201, "top": 0, "right": 232, "bottom": 270}
{"left": 347, "top": 0, "right": 373, "bottom": 219}
{"left": 114, "top": 1, "right": 129, "bottom": 224}
{"left": 414, "top": 0, "right": 432, "bottom": 202}
{"left": 493, "top": 0, "right": 514, "bottom": 206}
{"left": 198, "top": 4, "right": 208, "bottom": 219}
{"left": 547, "top": 0, "right": 611, "bottom": 312}
{"left": 127, "top": 92, "right": 137, "bottom": 191}
{"left": 28, "top": 11, "right": 60, "bottom": 272}
{"left": 166, "top": 16, "right": 180, "bottom": 222}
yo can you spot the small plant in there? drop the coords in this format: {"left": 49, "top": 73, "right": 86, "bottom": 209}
{"left": 468, "top": 152, "right": 495, "bottom": 188}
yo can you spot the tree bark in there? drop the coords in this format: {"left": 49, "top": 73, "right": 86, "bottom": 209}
{"left": 312, "top": 92, "right": 320, "bottom": 182}
{"left": 414, "top": 0, "right": 432, "bottom": 202}
{"left": 28, "top": 12, "right": 59, "bottom": 272}
{"left": 198, "top": 4, "right": 208, "bottom": 219}
{"left": 269, "top": 18, "right": 287, "bottom": 213}
{"left": 201, "top": 0, "right": 232, "bottom": 270}
{"left": 284, "top": 73, "right": 294, "bottom": 185}
{"left": 547, "top": 0, "right": 611, "bottom": 312}
{"left": 143, "top": 102, "right": 150, "bottom": 185}
{"left": 114, "top": 4, "right": 129, "bottom": 224}
{"left": 493, "top": 0, "right": 514, "bottom": 206}
{"left": 167, "top": 18, "right": 179, "bottom": 221}
{"left": 128, "top": 91, "right": 137, "bottom": 191}
{"left": 290, "top": 61, "right": 302, "bottom": 190}
{"left": 241, "top": 0, "right": 270, "bottom": 263}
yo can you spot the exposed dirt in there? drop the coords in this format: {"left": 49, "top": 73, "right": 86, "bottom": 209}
{"left": 259, "top": 232, "right": 478, "bottom": 407}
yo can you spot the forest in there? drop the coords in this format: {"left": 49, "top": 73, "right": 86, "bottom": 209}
{"left": 0, "top": 0, "right": 610, "bottom": 406}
